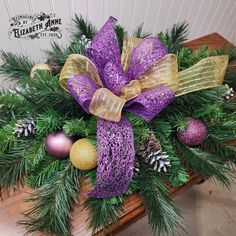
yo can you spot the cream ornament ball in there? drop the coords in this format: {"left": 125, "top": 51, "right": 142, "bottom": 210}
{"left": 70, "top": 138, "right": 97, "bottom": 170}
{"left": 30, "top": 63, "right": 51, "bottom": 79}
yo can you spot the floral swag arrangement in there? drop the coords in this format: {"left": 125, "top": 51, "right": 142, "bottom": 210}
{"left": 0, "top": 15, "right": 235, "bottom": 236}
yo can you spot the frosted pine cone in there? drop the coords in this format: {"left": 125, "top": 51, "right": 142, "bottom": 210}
{"left": 222, "top": 87, "right": 235, "bottom": 100}
{"left": 139, "top": 132, "right": 171, "bottom": 172}
{"left": 13, "top": 118, "right": 35, "bottom": 137}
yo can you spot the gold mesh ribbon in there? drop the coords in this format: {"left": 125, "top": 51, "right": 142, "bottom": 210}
{"left": 89, "top": 88, "right": 126, "bottom": 122}
{"left": 176, "top": 55, "right": 229, "bottom": 96}
{"left": 59, "top": 54, "right": 102, "bottom": 91}
{"left": 30, "top": 63, "right": 50, "bottom": 79}
{"left": 121, "top": 36, "right": 142, "bottom": 73}
{"left": 59, "top": 37, "right": 228, "bottom": 122}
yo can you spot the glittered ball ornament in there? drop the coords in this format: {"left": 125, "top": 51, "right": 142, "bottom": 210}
{"left": 30, "top": 63, "right": 51, "bottom": 79}
{"left": 70, "top": 138, "right": 97, "bottom": 170}
{"left": 177, "top": 118, "right": 207, "bottom": 146}
{"left": 45, "top": 131, "right": 73, "bottom": 159}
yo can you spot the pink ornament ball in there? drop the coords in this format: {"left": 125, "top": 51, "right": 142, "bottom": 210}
{"left": 45, "top": 131, "right": 73, "bottom": 159}
{"left": 177, "top": 118, "right": 207, "bottom": 147}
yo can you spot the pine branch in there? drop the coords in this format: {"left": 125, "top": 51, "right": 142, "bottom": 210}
{"left": 173, "top": 137, "right": 235, "bottom": 188}
{"left": 138, "top": 167, "right": 184, "bottom": 235}
{"left": 133, "top": 23, "right": 151, "bottom": 38}
{"left": 0, "top": 122, "right": 17, "bottom": 153}
{"left": 162, "top": 142, "right": 189, "bottom": 187}
{"left": 224, "top": 97, "right": 236, "bottom": 111}
{"left": 207, "top": 112, "right": 236, "bottom": 141}
{"left": 20, "top": 162, "right": 81, "bottom": 236}
{"left": 17, "top": 70, "right": 84, "bottom": 117}
{"left": 224, "top": 67, "right": 236, "bottom": 89}
{"left": 115, "top": 24, "right": 127, "bottom": 52}
{"left": 45, "top": 41, "right": 67, "bottom": 67}
{"left": 0, "top": 50, "right": 34, "bottom": 84}
{"left": 84, "top": 196, "right": 124, "bottom": 234}
{"left": 126, "top": 113, "right": 150, "bottom": 147}
{"left": 71, "top": 14, "right": 96, "bottom": 40}
{"left": 150, "top": 118, "right": 188, "bottom": 186}
{"left": 160, "top": 22, "right": 189, "bottom": 53}
{"left": 210, "top": 47, "right": 236, "bottom": 63}
{"left": 0, "top": 140, "right": 31, "bottom": 195}
{"left": 36, "top": 108, "right": 65, "bottom": 136}
{"left": 25, "top": 139, "right": 47, "bottom": 167}
{"left": 63, "top": 116, "right": 97, "bottom": 137}
{"left": 193, "top": 103, "right": 224, "bottom": 123}
{"left": 204, "top": 135, "right": 236, "bottom": 166}
{"left": 0, "top": 90, "right": 26, "bottom": 120}
{"left": 27, "top": 157, "right": 69, "bottom": 188}
{"left": 164, "top": 87, "right": 223, "bottom": 118}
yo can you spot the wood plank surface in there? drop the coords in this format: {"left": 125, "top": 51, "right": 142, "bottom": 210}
{"left": 0, "top": 33, "right": 235, "bottom": 236}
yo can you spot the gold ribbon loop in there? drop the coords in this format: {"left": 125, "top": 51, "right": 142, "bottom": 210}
{"left": 120, "top": 80, "right": 142, "bottom": 101}
{"left": 139, "top": 54, "right": 179, "bottom": 92}
{"left": 59, "top": 54, "right": 102, "bottom": 91}
{"left": 89, "top": 88, "right": 126, "bottom": 122}
{"left": 121, "top": 36, "right": 142, "bottom": 73}
{"left": 176, "top": 55, "right": 229, "bottom": 96}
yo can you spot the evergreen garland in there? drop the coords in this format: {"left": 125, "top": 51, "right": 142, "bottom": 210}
{"left": 0, "top": 15, "right": 235, "bottom": 236}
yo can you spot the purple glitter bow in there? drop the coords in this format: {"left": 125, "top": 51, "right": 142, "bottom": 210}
{"left": 67, "top": 17, "right": 175, "bottom": 198}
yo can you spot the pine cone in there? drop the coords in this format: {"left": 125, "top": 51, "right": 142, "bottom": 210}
{"left": 133, "top": 158, "right": 140, "bottom": 176}
{"left": 49, "top": 56, "right": 61, "bottom": 75}
{"left": 13, "top": 118, "right": 35, "bottom": 137}
{"left": 138, "top": 132, "right": 171, "bottom": 172}
{"left": 222, "top": 87, "right": 236, "bottom": 100}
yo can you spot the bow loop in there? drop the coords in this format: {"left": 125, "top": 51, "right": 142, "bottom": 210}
{"left": 103, "top": 62, "right": 130, "bottom": 96}
{"left": 84, "top": 16, "right": 121, "bottom": 81}
{"left": 127, "top": 37, "right": 168, "bottom": 80}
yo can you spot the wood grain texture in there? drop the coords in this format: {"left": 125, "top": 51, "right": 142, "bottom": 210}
{"left": 0, "top": 33, "right": 235, "bottom": 236}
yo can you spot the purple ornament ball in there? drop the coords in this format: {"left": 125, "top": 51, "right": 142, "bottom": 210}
{"left": 45, "top": 131, "right": 73, "bottom": 159}
{"left": 177, "top": 118, "right": 207, "bottom": 147}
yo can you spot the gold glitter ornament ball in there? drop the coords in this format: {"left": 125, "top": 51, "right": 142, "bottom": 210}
{"left": 70, "top": 138, "right": 97, "bottom": 170}
{"left": 30, "top": 64, "right": 51, "bottom": 79}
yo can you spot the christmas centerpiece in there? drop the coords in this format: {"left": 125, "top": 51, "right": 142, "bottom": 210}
{"left": 0, "top": 15, "right": 236, "bottom": 236}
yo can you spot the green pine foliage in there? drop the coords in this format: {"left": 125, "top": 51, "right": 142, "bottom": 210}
{"left": 115, "top": 24, "right": 127, "bottom": 52}
{"left": 0, "top": 51, "right": 34, "bottom": 84}
{"left": 138, "top": 166, "right": 184, "bottom": 235}
{"left": 158, "top": 22, "right": 189, "bottom": 54}
{"left": 84, "top": 196, "right": 124, "bottom": 234}
{"left": 0, "top": 14, "right": 236, "bottom": 236}
{"left": 63, "top": 117, "right": 97, "bottom": 137}
{"left": 0, "top": 140, "right": 31, "bottom": 195}
{"left": 172, "top": 136, "right": 235, "bottom": 188}
{"left": 133, "top": 23, "right": 152, "bottom": 38}
{"left": 20, "top": 163, "right": 81, "bottom": 236}
{"left": 71, "top": 14, "right": 97, "bottom": 40}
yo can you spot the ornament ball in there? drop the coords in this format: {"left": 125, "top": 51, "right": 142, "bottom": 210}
{"left": 70, "top": 138, "right": 97, "bottom": 170}
{"left": 45, "top": 131, "right": 73, "bottom": 159}
{"left": 177, "top": 118, "right": 207, "bottom": 147}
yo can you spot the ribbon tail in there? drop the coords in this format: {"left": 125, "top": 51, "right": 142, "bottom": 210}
{"left": 89, "top": 117, "right": 135, "bottom": 198}
{"left": 176, "top": 55, "right": 229, "bottom": 96}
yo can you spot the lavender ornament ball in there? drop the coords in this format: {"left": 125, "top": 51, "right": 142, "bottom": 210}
{"left": 45, "top": 131, "right": 73, "bottom": 159}
{"left": 177, "top": 118, "right": 207, "bottom": 146}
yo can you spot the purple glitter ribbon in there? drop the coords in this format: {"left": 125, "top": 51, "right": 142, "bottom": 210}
{"left": 90, "top": 117, "right": 135, "bottom": 198}
{"left": 67, "top": 17, "right": 174, "bottom": 198}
